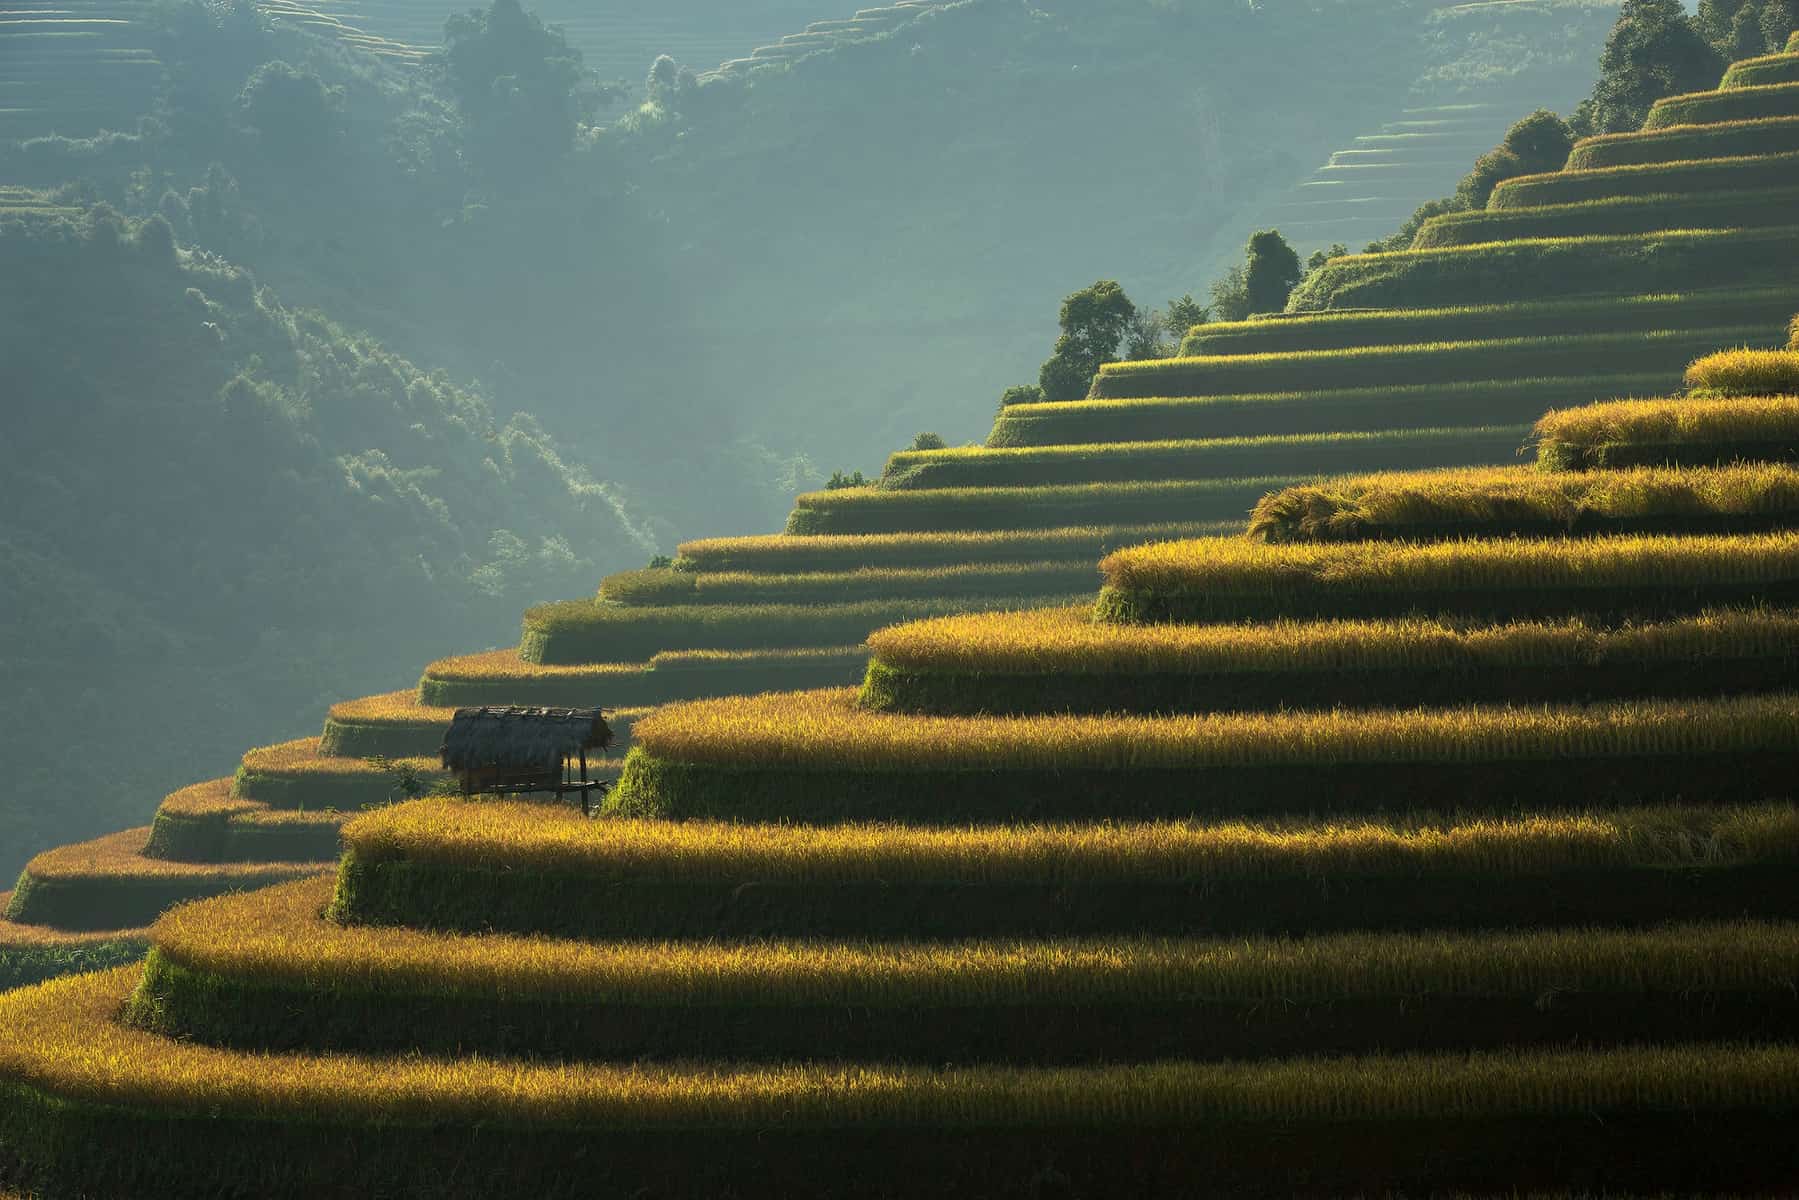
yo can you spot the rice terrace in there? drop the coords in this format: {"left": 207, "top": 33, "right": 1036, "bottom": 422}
{"left": 6, "top": 0, "right": 1799, "bottom": 1195}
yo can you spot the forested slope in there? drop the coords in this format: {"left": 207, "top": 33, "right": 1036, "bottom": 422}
{"left": 0, "top": 207, "right": 651, "bottom": 879}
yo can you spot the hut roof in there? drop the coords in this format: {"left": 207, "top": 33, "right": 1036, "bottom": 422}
{"left": 440, "top": 707, "right": 613, "bottom": 771}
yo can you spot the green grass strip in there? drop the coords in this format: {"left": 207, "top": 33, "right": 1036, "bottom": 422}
{"left": 1413, "top": 187, "right": 1799, "bottom": 248}
{"left": 520, "top": 596, "right": 1089, "bottom": 665}
{"left": 1644, "top": 82, "right": 1799, "bottom": 130}
{"left": 1181, "top": 287, "right": 1798, "bottom": 357}
{"left": 1288, "top": 226, "right": 1799, "bottom": 313}
{"left": 1489, "top": 150, "right": 1799, "bottom": 209}
{"left": 782, "top": 478, "right": 1291, "bottom": 535}
{"left": 673, "top": 523, "right": 1231, "bottom": 575}
{"left": 1567, "top": 116, "right": 1799, "bottom": 169}
{"left": 987, "top": 375, "right": 1666, "bottom": 448}
{"left": 1722, "top": 52, "right": 1799, "bottom": 91}
{"left": 598, "top": 560, "right": 1099, "bottom": 605}
{"left": 1091, "top": 327, "right": 1753, "bottom": 401}
{"left": 880, "top": 427, "right": 1524, "bottom": 491}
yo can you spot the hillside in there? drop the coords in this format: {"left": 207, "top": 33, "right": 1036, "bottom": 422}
{"left": 0, "top": 0, "right": 1619, "bottom": 542}
{"left": 8, "top": 24, "right": 1799, "bottom": 1200}
{"left": 0, "top": 205, "right": 652, "bottom": 883}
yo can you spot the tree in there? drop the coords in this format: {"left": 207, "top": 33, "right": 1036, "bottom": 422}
{"left": 1037, "top": 280, "right": 1137, "bottom": 401}
{"left": 1454, "top": 110, "right": 1573, "bottom": 209}
{"left": 1572, "top": 0, "right": 1722, "bottom": 136}
{"left": 1244, "top": 230, "right": 1303, "bottom": 316}
{"left": 1763, "top": 0, "right": 1798, "bottom": 49}
{"left": 237, "top": 61, "right": 342, "bottom": 160}
{"left": 439, "top": 0, "right": 591, "bottom": 177}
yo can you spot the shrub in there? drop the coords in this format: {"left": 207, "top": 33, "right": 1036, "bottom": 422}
{"left": 909, "top": 432, "right": 947, "bottom": 451}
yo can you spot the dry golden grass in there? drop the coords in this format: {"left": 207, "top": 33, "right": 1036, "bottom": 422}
{"left": 865, "top": 606, "right": 1799, "bottom": 675}
{"left": 675, "top": 523, "right": 1227, "bottom": 574}
{"left": 422, "top": 649, "right": 650, "bottom": 681}
{"left": 343, "top": 798, "right": 1799, "bottom": 883}
{"left": 153, "top": 876, "right": 1799, "bottom": 1006}
{"left": 1686, "top": 348, "right": 1799, "bottom": 396}
{"left": 1245, "top": 463, "right": 1799, "bottom": 541}
{"left": 1533, "top": 394, "right": 1799, "bottom": 449}
{"left": 626, "top": 687, "right": 1799, "bottom": 771}
{"left": 602, "top": 560, "right": 1098, "bottom": 606}
{"left": 1107, "top": 529, "right": 1799, "bottom": 598}
{"left": 155, "top": 779, "right": 263, "bottom": 822}
{"left": 325, "top": 691, "right": 457, "bottom": 727}
{"left": 239, "top": 738, "right": 440, "bottom": 779}
{"left": 23, "top": 830, "right": 324, "bottom": 883}
{"left": 0, "top": 897, "right": 144, "bottom": 947}
{"left": 13, "top": 968, "right": 1799, "bottom": 1128}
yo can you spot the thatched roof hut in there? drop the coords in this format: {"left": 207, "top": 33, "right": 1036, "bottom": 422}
{"left": 440, "top": 707, "right": 613, "bottom": 772}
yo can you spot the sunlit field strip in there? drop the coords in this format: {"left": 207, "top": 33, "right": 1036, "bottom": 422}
{"left": 1534, "top": 394, "right": 1799, "bottom": 470}
{"left": 1721, "top": 52, "right": 1799, "bottom": 90}
{"left": 674, "top": 522, "right": 1233, "bottom": 574}
{"left": 0, "top": 896, "right": 147, "bottom": 992}
{"left": 234, "top": 738, "right": 450, "bottom": 811}
{"left": 1413, "top": 186, "right": 1799, "bottom": 248}
{"left": 1489, "top": 151, "right": 1799, "bottom": 209}
{"left": 1645, "top": 81, "right": 1799, "bottom": 130}
{"left": 319, "top": 690, "right": 457, "bottom": 757}
{"left": 1289, "top": 225, "right": 1799, "bottom": 313}
{"left": 1089, "top": 326, "right": 1751, "bottom": 401}
{"left": 147, "top": 779, "right": 343, "bottom": 866}
{"left": 1182, "top": 287, "right": 1798, "bottom": 357}
{"left": 987, "top": 375, "right": 1668, "bottom": 448}
{"left": 1567, "top": 116, "right": 1799, "bottom": 169}
{"left": 421, "top": 645, "right": 865, "bottom": 707}
{"left": 5, "top": 828, "right": 326, "bottom": 930}
{"left": 782, "top": 477, "right": 1295, "bottom": 535}
{"left": 1099, "top": 529, "right": 1799, "bottom": 624}
{"left": 131, "top": 877, "right": 1799, "bottom": 1064}
{"left": 878, "top": 427, "right": 1524, "bottom": 491}
{"left": 858, "top": 606, "right": 1799, "bottom": 715}
{"left": 1245, "top": 462, "right": 1799, "bottom": 543}
{"left": 521, "top": 595, "right": 1091, "bottom": 664}
{"left": 598, "top": 560, "right": 1100, "bottom": 606}
{"left": 11, "top": 971, "right": 1799, "bottom": 1196}
{"left": 605, "top": 689, "right": 1799, "bottom": 825}
{"left": 1687, "top": 346, "right": 1799, "bottom": 395}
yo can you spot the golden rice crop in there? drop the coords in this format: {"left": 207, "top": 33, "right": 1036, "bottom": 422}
{"left": 20, "top": 829, "right": 323, "bottom": 883}
{"left": 14, "top": 968, "right": 1799, "bottom": 1129}
{"left": 674, "top": 523, "right": 1228, "bottom": 574}
{"left": 238, "top": 738, "right": 440, "bottom": 780}
{"left": 650, "top": 647, "right": 867, "bottom": 669}
{"left": 1115, "top": 529, "right": 1799, "bottom": 597}
{"left": 155, "top": 779, "right": 263, "bottom": 822}
{"left": 325, "top": 691, "right": 456, "bottom": 727}
{"left": 0, "top": 899, "right": 145, "bottom": 947}
{"left": 864, "top": 606, "right": 1799, "bottom": 676}
{"left": 151, "top": 876, "right": 1799, "bottom": 1008}
{"left": 1533, "top": 394, "right": 1799, "bottom": 450}
{"left": 346, "top": 798, "right": 1799, "bottom": 885}
{"left": 1246, "top": 463, "right": 1799, "bottom": 542}
{"left": 624, "top": 687, "right": 1799, "bottom": 772}
{"left": 422, "top": 649, "right": 649, "bottom": 682}
{"left": 599, "top": 560, "right": 1099, "bottom": 607}
{"left": 1685, "top": 347, "right": 1799, "bottom": 396}
{"left": 790, "top": 477, "right": 1296, "bottom": 509}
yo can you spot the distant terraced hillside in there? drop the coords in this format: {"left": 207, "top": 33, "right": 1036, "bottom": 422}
{"left": 0, "top": 0, "right": 160, "bottom": 140}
